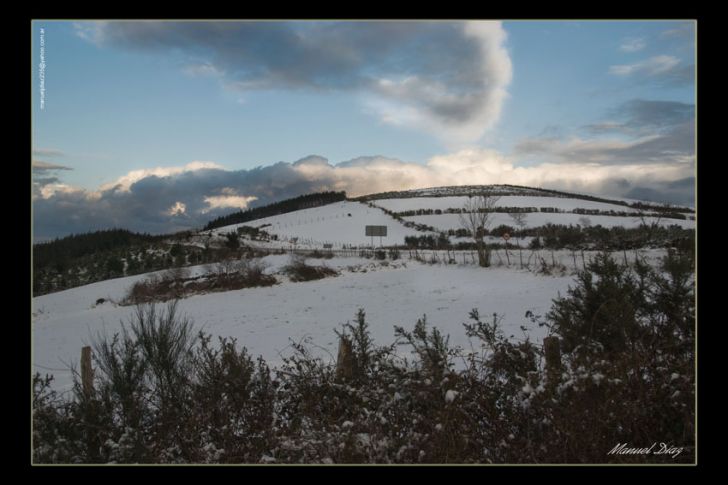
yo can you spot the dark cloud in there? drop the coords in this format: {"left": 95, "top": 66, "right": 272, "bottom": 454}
{"left": 625, "top": 179, "right": 695, "bottom": 207}
{"left": 519, "top": 98, "right": 695, "bottom": 166}
{"left": 33, "top": 161, "right": 74, "bottom": 199}
{"left": 79, "top": 21, "right": 512, "bottom": 140}
{"left": 32, "top": 160, "right": 331, "bottom": 239}
{"left": 613, "top": 121, "right": 694, "bottom": 163}
{"left": 33, "top": 160, "right": 72, "bottom": 171}
{"left": 94, "top": 22, "right": 481, "bottom": 93}
{"left": 666, "top": 177, "right": 695, "bottom": 189}
{"left": 33, "top": 176, "right": 61, "bottom": 186}
{"left": 541, "top": 176, "right": 693, "bottom": 208}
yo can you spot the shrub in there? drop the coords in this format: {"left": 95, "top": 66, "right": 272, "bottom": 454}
{"left": 309, "top": 249, "right": 334, "bottom": 259}
{"left": 283, "top": 255, "right": 338, "bottom": 282}
{"left": 125, "top": 260, "right": 275, "bottom": 304}
{"left": 224, "top": 232, "right": 240, "bottom": 250}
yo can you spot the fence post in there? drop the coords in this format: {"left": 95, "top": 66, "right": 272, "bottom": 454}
{"left": 81, "top": 346, "right": 93, "bottom": 397}
{"left": 336, "top": 336, "right": 354, "bottom": 381}
{"left": 543, "top": 336, "right": 561, "bottom": 384}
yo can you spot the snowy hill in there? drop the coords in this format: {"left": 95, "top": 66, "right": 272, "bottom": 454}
{"left": 208, "top": 200, "right": 423, "bottom": 248}
{"left": 205, "top": 185, "right": 694, "bottom": 249}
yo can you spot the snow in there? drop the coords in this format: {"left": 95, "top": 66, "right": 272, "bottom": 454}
{"left": 445, "top": 390, "right": 459, "bottom": 403}
{"left": 33, "top": 258, "right": 577, "bottom": 393}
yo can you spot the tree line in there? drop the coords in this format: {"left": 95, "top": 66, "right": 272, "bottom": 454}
{"left": 203, "top": 191, "right": 347, "bottom": 231}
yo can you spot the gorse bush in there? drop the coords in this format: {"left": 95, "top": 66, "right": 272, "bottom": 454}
{"left": 283, "top": 255, "right": 338, "bottom": 282}
{"left": 547, "top": 249, "right": 694, "bottom": 356}
{"left": 125, "top": 260, "right": 276, "bottom": 305}
{"left": 33, "top": 250, "right": 694, "bottom": 463}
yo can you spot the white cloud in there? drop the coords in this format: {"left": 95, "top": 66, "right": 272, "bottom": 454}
{"left": 183, "top": 62, "right": 224, "bottom": 78}
{"left": 72, "top": 21, "right": 106, "bottom": 44}
{"left": 38, "top": 183, "right": 89, "bottom": 200}
{"left": 202, "top": 194, "right": 258, "bottom": 213}
{"left": 609, "top": 55, "right": 680, "bottom": 77}
{"left": 619, "top": 37, "right": 646, "bottom": 52}
{"left": 292, "top": 148, "right": 692, "bottom": 199}
{"left": 166, "top": 201, "right": 187, "bottom": 216}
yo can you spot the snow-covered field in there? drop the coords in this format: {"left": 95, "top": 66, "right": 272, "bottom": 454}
{"left": 33, "top": 255, "right": 582, "bottom": 394}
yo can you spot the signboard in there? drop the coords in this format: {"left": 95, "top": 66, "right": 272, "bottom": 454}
{"left": 365, "top": 225, "right": 388, "bottom": 237}
{"left": 502, "top": 233, "right": 510, "bottom": 241}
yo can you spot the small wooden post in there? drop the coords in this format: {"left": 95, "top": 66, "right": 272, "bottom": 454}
{"left": 543, "top": 336, "right": 561, "bottom": 384}
{"left": 336, "top": 336, "right": 354, "bottom": 381}
{"left": 81, "top": 346, "right": 93, "bottom": 398}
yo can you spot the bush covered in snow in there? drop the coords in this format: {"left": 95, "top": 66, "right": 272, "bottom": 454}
{"left": 33, "top": 249, "right": 694, "bottom": 464}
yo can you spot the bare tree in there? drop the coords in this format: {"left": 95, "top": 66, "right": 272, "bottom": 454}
{"left": 459, "top": 192, "right": 500, "bottom": 267}
{"left": 509, "top": 212, "right": 528, "bottom": 268}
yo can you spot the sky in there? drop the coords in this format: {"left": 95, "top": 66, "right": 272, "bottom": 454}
{"left": 32, "top": 20, "right": 696, "bottom": 240}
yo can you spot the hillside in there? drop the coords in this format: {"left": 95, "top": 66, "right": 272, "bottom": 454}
{"left": 32, "top": 185, "right": 696, "bottom": 296}
{"left": 207, "top": 184, "right": 695, "bottom": 250}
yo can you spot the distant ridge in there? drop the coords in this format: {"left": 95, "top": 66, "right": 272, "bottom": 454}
{"left": 356, "top": 184, "right": 694, "bottom": 214}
